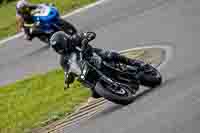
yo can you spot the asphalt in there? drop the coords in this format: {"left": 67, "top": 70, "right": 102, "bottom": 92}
{"left": 1, "top": 0, "right": 200, "bottom": 133}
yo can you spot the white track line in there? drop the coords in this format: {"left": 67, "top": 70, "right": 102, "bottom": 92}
{"left": 0, "top": 33, "right": 24, "bottom": 45}
{"left": 0, "top": 0, "right": 109, "bottom": 45}
{"left": 62, "top": 0, "right": 109, "bottom": 18}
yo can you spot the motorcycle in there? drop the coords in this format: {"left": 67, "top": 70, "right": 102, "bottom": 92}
{"left": 23, "top": 4, "right": 77, "bottom": 44}
{"left": 64, "top": 35, "right": 162, "bottom": 105}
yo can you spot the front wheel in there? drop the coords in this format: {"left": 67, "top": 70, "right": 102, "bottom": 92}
{"left": 94, "top": 80, "right": 138, "bottom": 105}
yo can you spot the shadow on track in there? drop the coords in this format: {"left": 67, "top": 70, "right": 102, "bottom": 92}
{"left": 24, "top": 45, "right": 50, "bottom": 57}
{"left": 90, "top": 104, "right": 124, "bottom": 120}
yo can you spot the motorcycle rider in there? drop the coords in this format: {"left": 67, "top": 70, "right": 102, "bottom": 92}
{"left": 16, "top": 0, "right": 28, "bottom": 33}
{"left": 16, "top": 0, "right": 43, "bottom": 40}
{"left": 49, "top": 31, "right": 147, "bottom": 96}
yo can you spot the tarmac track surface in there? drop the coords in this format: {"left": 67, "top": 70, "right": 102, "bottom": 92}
{"left": 1, "top": 0, "right": 200, "bottom": 133}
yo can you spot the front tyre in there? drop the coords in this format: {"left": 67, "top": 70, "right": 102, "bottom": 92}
{"left": 94, "top": 80, "right": 138, "bottom": 105}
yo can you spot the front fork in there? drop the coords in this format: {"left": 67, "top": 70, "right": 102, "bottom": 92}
{"left": 64, "top": 71, "right": 76, "bottom": 90}
{"left": 64, "top": 72, "right": 69, "bottom": 90}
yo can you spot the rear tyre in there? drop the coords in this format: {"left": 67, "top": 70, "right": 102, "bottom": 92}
{"left": 138, "top": 65, "right": 162, "bottom": 88}
{"left": 94, "top": 80, "right": 138, "bottom": 105}
{"left": 38, "top": 35, "right": 50, "bottom": 44}
{"left": 59, "top": 19, "right": 77, "bottom": 35}
{"left": 119, "top": 60, "right": 162, "bottom": 88}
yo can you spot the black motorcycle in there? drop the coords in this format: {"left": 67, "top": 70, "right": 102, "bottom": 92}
{"left": 64, "top": 42, "right": 162, "bottom": 105}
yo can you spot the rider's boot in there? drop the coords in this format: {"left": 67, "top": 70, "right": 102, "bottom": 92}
{"left": 113, "top": 53, "right": 146, "bottom": 68}
{"left": 118, "top": 55, "right": 153, "bottom": 73}
{"left": 24, "top": 33, "right": 33, "bottom": 41}
{"left": 23, "top": 27, "right": 33, "bottom": 41}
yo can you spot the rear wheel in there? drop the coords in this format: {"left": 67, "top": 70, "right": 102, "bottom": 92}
{"left": 38, "top": 35, "right": 50, "bottom": 44}
{"left": 94, "top": 80, "right": 138, "bottom": 105}
{"left": 112, "top": 61, "right": 162, "bottom": 88}
{"left": 138, "top": 65, "right": 162, "bottom": 88}
{"left": 59, "top": 19, "right": 77, "bottom": 35}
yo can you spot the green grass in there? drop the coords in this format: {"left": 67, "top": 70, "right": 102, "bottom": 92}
{"left": 0, "top": 69, "right": 91, "bottom": 133}
{"left": 0, "top": 0, "right": 96, "bottom": 39}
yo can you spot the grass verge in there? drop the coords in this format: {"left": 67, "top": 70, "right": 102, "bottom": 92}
{"left": 0, "top": 0, "right": 96, "bottom": 40}
{"left": 0, "top": 69, "right": 91, "bottom": 133}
